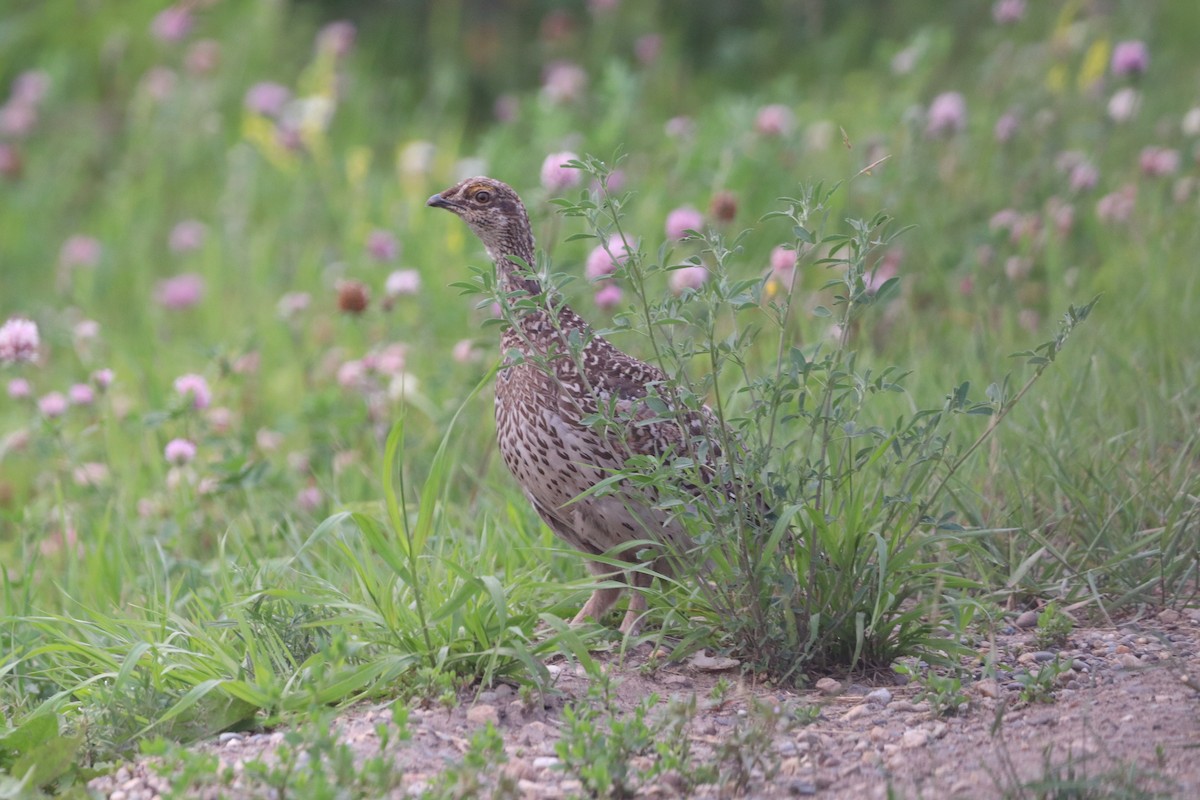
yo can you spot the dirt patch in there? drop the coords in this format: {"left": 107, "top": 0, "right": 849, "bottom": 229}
{"left": 91, "top": 610, "right": 1200, "bottom": 798}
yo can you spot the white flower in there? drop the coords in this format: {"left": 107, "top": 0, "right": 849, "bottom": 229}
{"left": 385, "top": 269, "right": 422, "bottom": 297}
{"left": 1107, "top": 88, "right": 1140, "bottom": 123}
{"left": 0, "top": 317, "right": 39, "bottom": 363}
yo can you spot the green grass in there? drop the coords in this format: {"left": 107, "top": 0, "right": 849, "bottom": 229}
{"left": 2, "top": 0, "right": 1199, "bottom": 793}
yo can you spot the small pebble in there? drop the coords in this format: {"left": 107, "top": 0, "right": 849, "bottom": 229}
{"left": 843, "top": 704, "right": 875, "bottom": 721}
{"left": 865, "top": 688, "right": 893, "bottom": 706}
{"left": 1015, "top": 610, "right": 1039, "bottom": 628}
{"left": 1117, "top": 653, "right": 1142, "bottom": 669}
{"left": 466, "top": 704, "right": 499, "bottom": 726}
{"left": 900, "top": 729, "right": 929, "bottom": 748}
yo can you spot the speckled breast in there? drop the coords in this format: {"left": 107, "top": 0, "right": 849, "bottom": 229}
{"left": 493, "top": 355, "right": 685, "bottom": 556}
{"left": 494, "top": 357, "right": 606, "bottom": 510}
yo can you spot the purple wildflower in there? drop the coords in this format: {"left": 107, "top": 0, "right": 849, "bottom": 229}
{"left": 669, "top": 265, "right": 708, "bottom": 294}
{"left": 665, "top": 207, "right": 704, "bottom": 241}
{"left": 150, "top": 5, "right": 194, "bottom": 43}
{"left": 1111, "top": 41, "right": 1149, "bottom": 77}
{"left": 38, "top": 391, "right": 68, "bottom": 418}
{"left": 68, "top": 383, "right": 94, "bottom": 406}
{"left": 316, "top": 21, "right": 356, "bottom": 58}
{"left": 755, "top": 104, "right": 795, "bottom": 137}
{"left": 594, "top": 283, "right": 624, "bottom": 310}
{"left": 585, "top": 244, "right": 630, "bottom": 281}
{"left": 540, "top": 152, "right": 582, "bottom": 192}
{"left": 174, "top": 373, "right": 211, "bottom": 409}
{"left": 366, "top": 229, "right": 400, "bottom": 262}
{"left": 59, "top": 235, "right": 103, "bottom": 269}
{"left": 91, "top": 368, "right": 114, "bottom": 389}
{"left": 169, "top": 220, "right": 207, "bottom": 253}
{"left": 155, "top": 273, "right": 205, "bottom": 309}
{"left": 926, "top": 92, "right": 967, "bottom": 137}
{"left": 164, "top": 438, "right": 197, "bottom": 465}
{"left": 540, "top": 61, "right": 587, "bottom": 104}
{"left": 244, "top": 82, "right": 291, "bottom": 117}
{"left": 992, "top": 0, "right": 1026, "bottom": 24}
{"left": 7, "top": 378, "right": 32, "bottom": 399}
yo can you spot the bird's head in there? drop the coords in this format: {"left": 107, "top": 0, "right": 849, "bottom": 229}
{"left": 426, "top": 176, "right": 533, "bottom": 263}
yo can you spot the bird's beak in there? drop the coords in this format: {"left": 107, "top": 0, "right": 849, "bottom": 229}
{"left": 426, "top": 193, "right": 453, "bottom": 209}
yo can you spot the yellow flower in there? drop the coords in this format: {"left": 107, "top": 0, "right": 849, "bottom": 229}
{"left": 346, "top": 146, "right": 371, "bottom": 189}
{"left": 242, "top": 114, "right": 296, "bottom": 171}
{"left": 1078, "top": 39, "right": 1110, "bottom": 91}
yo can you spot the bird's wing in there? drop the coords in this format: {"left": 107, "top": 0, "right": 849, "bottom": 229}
{"left": 574, "top": 332, "right": 726, "bottom": 463}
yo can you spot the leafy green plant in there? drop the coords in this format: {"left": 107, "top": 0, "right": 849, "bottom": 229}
{"left": 1035, "top": 603, "right": 1074, "bottom": 649}
{"left": 151, "top": 704, "right": 412, "bottom": 799}
{"left": 555, "top": 676, "right": 657, "bottom": 799}
{"left": 555, "top": 673, "right": 716, "bottom": 798}
{"left": 1016, "top": 657, "right": 1072, "bottom": 705}
{"left": 536, "top": 155, "right": 1094, "bottom": 679}
{"left": 712, "top": 697, "right": 789, "bottom": 795}
{"left": 993, "top": 742, "right": 1173, "bottom": 800}
{"left": 0, "top": 713, "right": 83, "bottom": 797}
{"left": 426, "top": 722, "right": 516, "bottom": 800}
{"left": 895, "top": 663, "right": 971, "bottom": 718}
{"left": 286, "top": 382, "right": 565, "bottom": 692}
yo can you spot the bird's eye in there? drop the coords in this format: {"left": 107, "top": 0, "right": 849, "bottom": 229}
{"left": 474, "top": 190, "right": 492, "bottom": 204}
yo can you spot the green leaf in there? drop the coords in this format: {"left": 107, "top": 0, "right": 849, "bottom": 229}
{"left": 872, "top": 276, "right": 900, "bottom": 304}
{"left": 0, "top": 714, "right": 57, "bottom": 759}
{"left": 9, "top": 734, "right": 81, "bottom": 790}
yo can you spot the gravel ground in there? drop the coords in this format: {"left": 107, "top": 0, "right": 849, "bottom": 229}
{"left": 90, "top": 608, "right": 1200, "bottom": 798}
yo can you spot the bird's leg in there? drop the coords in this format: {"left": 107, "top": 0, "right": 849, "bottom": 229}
{"left": 618, "top": 567, "right": 655, "bottom": 635}
{"left": 571, "top": 560, "right": 625, "bottom": 627}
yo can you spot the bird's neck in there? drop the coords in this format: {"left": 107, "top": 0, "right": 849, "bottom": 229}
{"left": 489, "top": 231, "right": 542, "bottom": 299}
{"left": 489, "top": 235, "right": 591, "bottom": 343}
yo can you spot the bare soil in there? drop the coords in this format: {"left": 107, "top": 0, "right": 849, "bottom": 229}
{"left": 91, "top": 608, "right": 1200, "bottom": 799}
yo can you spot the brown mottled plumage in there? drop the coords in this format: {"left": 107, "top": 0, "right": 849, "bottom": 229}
{"left": 428, "top": 176, "right": 722, "bottom": 633}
